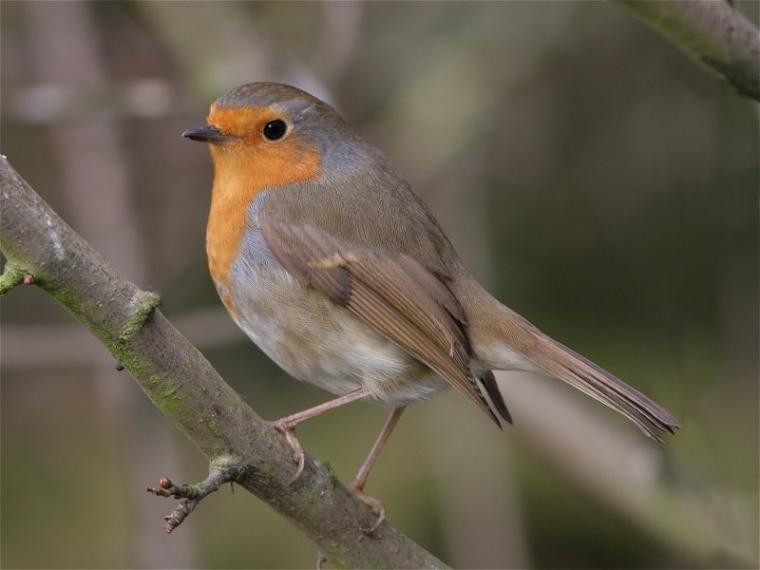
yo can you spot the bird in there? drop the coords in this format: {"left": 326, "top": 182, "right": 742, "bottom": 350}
{"left": 183, "top": 82, "right": 678, "bottom": 531}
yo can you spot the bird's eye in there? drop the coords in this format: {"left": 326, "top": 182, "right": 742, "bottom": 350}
{"left": 263, "top": 119, "right": 288, "bottom": 141}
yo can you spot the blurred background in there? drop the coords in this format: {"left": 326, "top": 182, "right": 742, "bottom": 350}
{"left": 1, "top": 2, "right": 758, "bottom": 568}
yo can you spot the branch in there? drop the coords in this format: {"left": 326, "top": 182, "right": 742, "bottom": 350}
{"left": 499, "top": 372, "right": 757, "bottom": 566}
{"left": 0, "top": 156, "right": 448, "bottom": 569}
{"left": 619, "top": 0, "right": 760, "bottom": 101}
{"left": 0, "top": 263, "right": 24, "bottom": 295}
{"left": 146, "top": 456, "right": 245, "bottom": 534}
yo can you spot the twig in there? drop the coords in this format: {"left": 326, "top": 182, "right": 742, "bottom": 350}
{"left": 0, "top": 156, "right": 448, "bottom": 569}
{"left": 147, "top": 457, "right": 246, "bottom": 533}
{"left": 620, "top": 0, "right": 760, "bottom": 100}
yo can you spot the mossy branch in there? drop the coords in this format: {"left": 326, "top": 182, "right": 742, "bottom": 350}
{"left": 0, "top": 262, "right": 25, "bottom": 295}
{"left": 0, "top": 156, "right": 448, "bottom": 569}
{"left": 620, "top": 0, "right": 760, "bottom": 101}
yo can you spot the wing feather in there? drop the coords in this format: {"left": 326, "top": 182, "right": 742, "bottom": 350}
{"left": 260, "top": 217, "right": 499, "bottom": 424}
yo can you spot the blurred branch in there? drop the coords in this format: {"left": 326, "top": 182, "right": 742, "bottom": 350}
{"left": 138, "top": 2, "right": 332, "bottom": 104}
{"left": 317, "top": 2, "right": 363, "bottom": 86}
{"left": 620, "top": 0, "right": 760, "bottom": 100}
{"left": 499, "top": 372, "right": 758, "bottom": 567}
{"left": 0, "top": 157, "right": 448, "bottom": 570}
{"left": 4, "top": 80, "right": 177, "bottom": 126}
{"left": 21, "top": 3, "right": 189, "bottom": 565}
{"left": 1, "top": 308, "right": 241, "bottom": 370}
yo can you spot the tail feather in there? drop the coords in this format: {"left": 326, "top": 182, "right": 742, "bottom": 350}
{"left": 477, "top": 370, "right": 513, "bottom": 425}
{"left": 528, "top": 334, "right": 679, "bottom": 441}
{"left": 458, "top": 280, "right": 679, "bottom": 441}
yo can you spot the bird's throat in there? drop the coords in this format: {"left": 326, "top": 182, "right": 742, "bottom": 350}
{"left": 205, "top": 147, "right": 322, "bottom": 312}
{"left": 206, "top": 166, "right": 255, "bottom": 310}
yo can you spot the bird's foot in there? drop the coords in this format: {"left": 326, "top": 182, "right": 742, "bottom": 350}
{"left": 271, "top": 419, "right": 306, "bottom": 484}
{"left": 351, "top": 484, "right": 385, "bottom": 534}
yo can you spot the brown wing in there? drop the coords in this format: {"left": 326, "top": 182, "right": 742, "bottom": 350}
{"left": 260, "top": 217, "right": 500, "bottom": 425}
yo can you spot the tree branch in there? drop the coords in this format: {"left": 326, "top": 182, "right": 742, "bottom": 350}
{"left": 146, "top": 456, "right": 246, "bottom": 534}
{"left": 620, "top": 0, "right": 760, "bottom": 101}
{"left": 0, "top": 156, "right": 448, "bottom": 569}
{"left": 0, "top": 261, "right": 25, "bottom": 295}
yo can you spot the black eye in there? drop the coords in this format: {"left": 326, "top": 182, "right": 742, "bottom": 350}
{"left": 263, "top": 119, "right": 287, "bottom": 141}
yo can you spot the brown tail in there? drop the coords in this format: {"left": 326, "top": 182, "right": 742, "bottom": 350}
{"left": 460, "top": 280, "right": 679, "bottom": 441}
{"left": 526, "top": 333, "right": 679, "bottom": 441}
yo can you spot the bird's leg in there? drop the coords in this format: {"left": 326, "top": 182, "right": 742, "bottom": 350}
{"left": 352, "top": 407, "right": 406, "bottom": 491}
{"left": 271, "top": 388, "right": 367, "bottom": 483}
{"left": 351, "top": 406, "right": 405, "bottom": 533}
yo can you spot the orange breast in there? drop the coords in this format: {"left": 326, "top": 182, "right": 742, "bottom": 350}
{"left": 205, "top": 132, "right": 322, "bottom": 310}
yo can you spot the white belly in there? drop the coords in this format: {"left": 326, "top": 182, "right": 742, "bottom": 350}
{"left": 224, "top": 262, "right": 448, "bottom": 407}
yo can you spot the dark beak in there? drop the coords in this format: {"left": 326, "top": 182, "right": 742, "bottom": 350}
{"left": 181, "top": 125, "right": 237, "bottom": 143}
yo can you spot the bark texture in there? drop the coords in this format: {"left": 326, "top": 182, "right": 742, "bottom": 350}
{"left": 0, "top": 156, "right": 447, "bottom": 569}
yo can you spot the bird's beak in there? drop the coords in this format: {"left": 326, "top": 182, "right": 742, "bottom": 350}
{"left": 181, "top": 125, "right": 237, "bottom": 144}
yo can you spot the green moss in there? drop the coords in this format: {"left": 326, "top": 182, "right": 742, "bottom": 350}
{"left": 0, "top": 262, "right": 25, "bottom": 295}
{"left": 108, "top": 343, "right": 149, "bottom": 378}
{"left": 51, "top": 286, "right": 83, "bottom": 312}
{"left": 51, "top": 284, "right": 115, "bottom": 347}
{"left": 210, "top": 456, "right": 247, "bottom": 481}
{"left": 326, "top": 540, "right": 352, "bottom": 569}
{"left": 118, "top": 292, "right": 161, "bottom": 341}
{"left": 145, "top": 373, "right": 185, "bottom": 416}
{"left": 206, "top": 416, "right": 221, "bottom": 436}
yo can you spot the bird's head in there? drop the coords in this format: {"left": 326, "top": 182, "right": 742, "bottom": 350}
{"left": 183, "top": 82, "right": 361, "bottom": 188}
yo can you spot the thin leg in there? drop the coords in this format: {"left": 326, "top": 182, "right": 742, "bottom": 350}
{"left": 351, "top": 407, "right": 405, "bottom": 532}
{"left": 353, "top": 407, "right": 405, "bottom": 492}
{"left": 272, "top": 388, "right": 367, "bottom": 483}
{"left": 276, "top": 388, "right": 367, "bottom": 428}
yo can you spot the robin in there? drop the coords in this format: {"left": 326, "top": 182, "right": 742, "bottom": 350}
{"left": 183, "top": 82, "right": 678, "bottom": 530}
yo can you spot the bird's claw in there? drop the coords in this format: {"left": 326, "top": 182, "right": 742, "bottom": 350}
{"left": 352, "top": 486, "right": 385, "bottom": 534}
{"left": 272, "top": 419, "right": 305, "bottom": 484}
